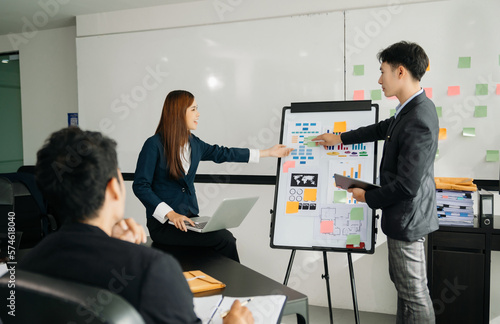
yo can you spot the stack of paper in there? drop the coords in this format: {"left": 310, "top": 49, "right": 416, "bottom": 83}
{"left": 436, "top": 189, "right": 474, "bottom": 227}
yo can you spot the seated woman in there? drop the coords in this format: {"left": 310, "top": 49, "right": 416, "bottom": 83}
{"left": 133, "top": 90, "right": 292, "bottom": 262}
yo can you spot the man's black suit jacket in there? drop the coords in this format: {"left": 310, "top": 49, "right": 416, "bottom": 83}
{"left": 19, "top": 223, "right": 201, "bottom": 324}
{"left": 342, "top": 91, "right": 439, "bottom": 241}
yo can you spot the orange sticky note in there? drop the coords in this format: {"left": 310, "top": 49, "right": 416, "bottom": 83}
{"left": 283, "top": 161, "right": 295, "bottom": 173}
{"left": 448, "top": 86, "right": 460, "bottom": 96}
{"left": 304, "top": 188, "right": 317, "bottom": 202}
{"left": 438, "top": 128, "right": 447, "bottom": 140}
{"left": 286, "top": 201, "right": 299, "bottom": 214}
{"left": 353, "top": 90, "right": 364, "bottom": 100}
{"left": 426, "top": 62, "right": 430, "bottom": 71}
{"left": 424, "top": 87, "right": 433, "bottom": 98}
{"left": 333, "top": 121, "right": 347, "bottom": 133}
{"left": 320, "top": 220, "right": 334, "bottom": 234}
{"left": 496, "top": 84, "right": 500, "bottom": 95}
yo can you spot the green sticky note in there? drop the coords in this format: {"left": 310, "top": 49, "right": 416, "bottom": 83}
{"left": 436, "top": 106, "right": 442, "bottom": 117}
{"left": 474, "top": 105, "right": 487, "bottom": 117}
{"left": 353, "top": 65, "right": 364, "bottom": 76}
{"left": 346, "top": 234, "right": 361, "bottom": 245}
{"left": 458, "top": 56, "right": 471, "bottom": 68}
{"left": 304, "top": 136, "right": 317, "bottom": 147}
{"left": 435, "top": 149, "right": 439, "bottom": 158}
{"left": 390, "top": 109, "right": 396, "bottom": 117}
{"left": 486, "top": 150, "right": 499, "bottom": 162}
{"left": 476, "top": 84, "right": 488, "bottom": 95}
{"left": 350, "top": 207, "right": 364, "bottom": 220}
{"left": 371, "top": 89, "right": 382, "bottom": 101}
{"left": 334, "top": 191, "right": 347, "bottom": 204}
{"left": 462, "top": 128, "right": 475, "bottom": 137}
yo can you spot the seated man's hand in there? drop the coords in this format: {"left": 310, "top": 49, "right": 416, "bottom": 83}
{"left": 223, "top": 300, "right": 254, "bottom": 324}
{"left": 111, "top": 218, "right": 147, "bottom": 244}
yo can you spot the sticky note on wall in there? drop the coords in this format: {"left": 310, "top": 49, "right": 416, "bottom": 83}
{"left": 424, "top": 87, "right": 433, "bottom": 98}
{"left": 486, "top": 150, "right": 499, "bottom": 162}
{"left": 371, "top": 89, "right": 382, "bottom": 100}
{"left": 304, "top": 188, "right": 317, "bottom": 202}
{"left": 353, "top": 65, "right": 364, "bottom": 76}
{"left": 438, "top": 128, "right": 447, "bottom": 140}
{"left": 458, "top": 56, "right": 471, "bottom": 68}
{"left": 496, "top": 84, "right": 500, "bottom": 95}
{"left": 353, "top": 90, "right": 364, "bottom": 100}
{"left": 448, "top": 86, "right": 460, "bottom": 96}
{"left": 474, "top": 106, "right": 487, "bottom": 117}
{"left": 286, "top": 201, "right": 299, "bottom": 214}
{"left": 436, "top": 106, "right": 442, "bottom": 117}
{"left": 476, "top": 84, "right": 488, "bottom": 95}
{"left": 462, "top": 128, "right": 475, "bottom": 137}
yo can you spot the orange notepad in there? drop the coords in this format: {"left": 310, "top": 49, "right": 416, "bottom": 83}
{"left": 183, "top": 270, "right": 226, "bottom": 293}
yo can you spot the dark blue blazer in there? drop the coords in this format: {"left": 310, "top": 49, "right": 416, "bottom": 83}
{"left": 341, "top": 91, "right": 439, "bottom": 241}
{"left": 133, "top": 134, "right": 249, "bottom": 218}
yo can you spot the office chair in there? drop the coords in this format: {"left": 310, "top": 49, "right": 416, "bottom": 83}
{"left": 0, "top": 270, "right": 145, "bottom": 324}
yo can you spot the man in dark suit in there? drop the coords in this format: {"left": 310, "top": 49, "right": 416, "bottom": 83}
{"left": 314, "top": 41, "right": 438, "bottom": 323}
{"left": 19, "top": 127, "right": 253, "bottom": 324}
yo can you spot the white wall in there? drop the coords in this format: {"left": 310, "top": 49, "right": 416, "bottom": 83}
{"left": 2, "top": 0, "right": 499, "bottom": 318}
{"left": 0, "top": 26, "right": 78, "bottom": 165}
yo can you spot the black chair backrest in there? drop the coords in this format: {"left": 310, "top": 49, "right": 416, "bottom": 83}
{"left": 0, "top": 270, "right": 145, "bottom": 324}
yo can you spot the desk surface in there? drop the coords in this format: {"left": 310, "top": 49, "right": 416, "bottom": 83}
{"left": 150, "top": 243, "right": 308, "bottom": 324}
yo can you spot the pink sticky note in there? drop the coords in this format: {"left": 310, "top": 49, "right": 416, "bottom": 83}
{"left": 424, "top": 87, "right": 433, "bottom": 98}
{"left": 353, "top": 90, "right": 364, "bottom": 100}
{"left": 283, "top": 160, "right": 295, "bottom": 173}
{"left": 496, "top": 84, "right": 500, "bottom": 95}
{"left": 448, "top": 86, "right": 460, "bottom": 96}
{"left": 320, "top": 220, "right": 334, "bottom": 234}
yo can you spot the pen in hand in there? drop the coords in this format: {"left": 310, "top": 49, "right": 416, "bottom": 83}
{"left": 220, "top": 298, "right": 253, "bottom": 318}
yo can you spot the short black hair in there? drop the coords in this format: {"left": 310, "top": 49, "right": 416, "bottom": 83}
{"left": 377, "top": 41, "right": 429, "bottom": 81}
{"left": 35, "top": 127, "right": 118, "bottom": 222}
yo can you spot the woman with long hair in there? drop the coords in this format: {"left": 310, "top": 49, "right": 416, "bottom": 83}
{"left": 133, "top": 90, "right": 292, "bottom": 262}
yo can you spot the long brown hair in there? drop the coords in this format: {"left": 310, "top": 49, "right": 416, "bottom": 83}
{"left": 155, "top": 90, "right": 194, "bottom": 179}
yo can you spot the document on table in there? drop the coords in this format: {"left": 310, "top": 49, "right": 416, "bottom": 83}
{"left": 193, "top": 294, "right": 287, "bottom": 324}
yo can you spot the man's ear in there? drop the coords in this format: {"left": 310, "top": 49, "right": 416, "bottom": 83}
{"left": 106, "top": 177, "right": 121, "bottom": 200}
{"left": 397, "top": 65, "right": 406, "bottom": 79}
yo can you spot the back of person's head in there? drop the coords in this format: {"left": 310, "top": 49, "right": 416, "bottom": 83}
{"left": 36, "top": 127, "right": 118, "bottom": 222}
{"left": 377, "top": 41, "right": 429, "bottom": 81}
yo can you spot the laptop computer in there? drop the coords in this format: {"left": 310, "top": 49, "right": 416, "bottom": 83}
{"left": 168, "top": 196, "right": 259, "bottom": 233}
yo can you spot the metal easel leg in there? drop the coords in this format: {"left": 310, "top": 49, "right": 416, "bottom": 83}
{"left": 283, "top": 249, "right": 296, "bottom": 285}
{"left": 347, "top": 252, "right": 360, "bottom": 324}
{"left": 322, "top": 251, "right": 334, "bottom": 324}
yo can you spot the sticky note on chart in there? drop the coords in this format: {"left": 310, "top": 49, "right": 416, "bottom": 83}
{"left": 304, "top": 188, "right": 317, "bottom": 202}
{"left": 333, "top": 121, "right": 347, "bottom": 133}
{"left": 458, "top": 56, "right": 471, "bottom": 68}
{"left": 334, "top": 191, "right": 347, "bottom": 204}
{"left": 486, "top": 150, "right": 499, "bottom": 162}
{"left": 476, "top": 84, "right": 488, "bottom": 96}
{"left": 346, "top": 234, "right": 361, "bottom": 246}
{"left": 353, "top": 65, "right": 364, "bottom": 76}
{"left": 286, "top": 201, "right": 299, "bottom": 214}
{"left": 350, "top": 207, "right": 364, "bottom": 220}
{"left": 320, "top": 220, "right": 334, "bottom": 234}
{"left": 283, "top": 160, "right": 296, "bottom": 173}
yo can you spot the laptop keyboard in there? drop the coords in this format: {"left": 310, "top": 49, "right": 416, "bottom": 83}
{"left": 193, "top": 222, "right": 208, "bottom": 229}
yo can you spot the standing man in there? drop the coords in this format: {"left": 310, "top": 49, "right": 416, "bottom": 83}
{"left": 314, "top": 41, "right": 438, "bottom": 323}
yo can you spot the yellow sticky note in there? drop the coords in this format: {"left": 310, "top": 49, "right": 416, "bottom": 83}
{"left": 304, "top": 188, "right": 317, "bottom": 202}
{"left": 438, "top": 128, "right": 447, "bottom": 140}
{"left": 334, "top": 121, "right": 347, "bottom": 133}
{"left": 286, "top": 201, "right": 299, "bottom": 214}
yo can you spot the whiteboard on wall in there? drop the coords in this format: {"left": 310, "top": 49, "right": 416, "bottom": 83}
{"left": 344, "top": 0, "right": 500, "bottom": 180}
{"left": 271, "top": 101, "right": 378, "bottom": 253}
{"left": 76, "top": 12, "right": 345, "bottom": 174}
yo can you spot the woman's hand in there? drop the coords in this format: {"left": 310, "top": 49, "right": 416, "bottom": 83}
{"left": 167, "top": 211, "right": 195, "bottom": 232}
{"left": 261, "top": 144, "right": 294, "bottom": 158}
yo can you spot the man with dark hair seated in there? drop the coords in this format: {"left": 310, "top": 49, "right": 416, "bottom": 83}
{"left": 19, "top": 127, "right": 253, "bottom": 324}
